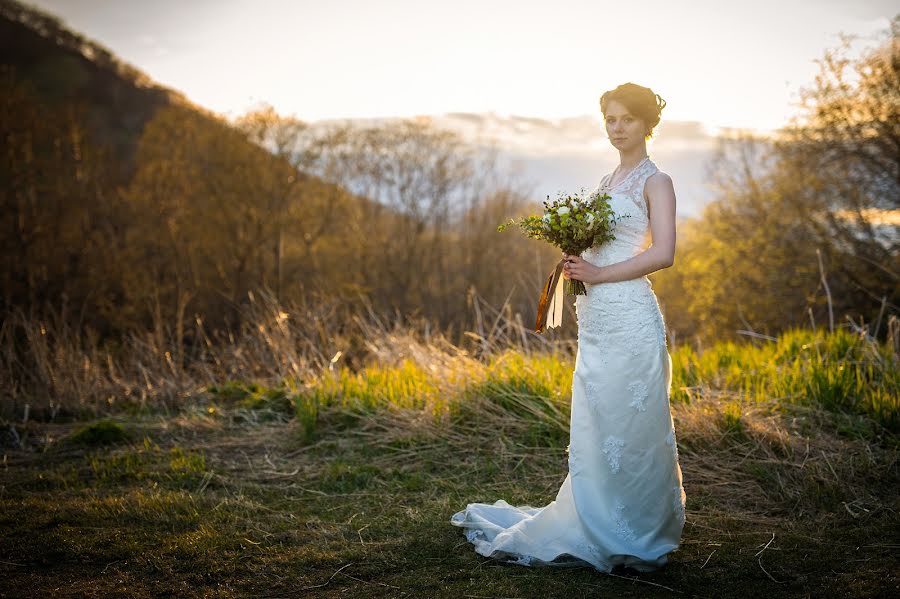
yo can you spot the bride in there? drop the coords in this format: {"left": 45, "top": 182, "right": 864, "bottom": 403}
{"left": 450, "top": 82, "right": 685, "bottom": 573}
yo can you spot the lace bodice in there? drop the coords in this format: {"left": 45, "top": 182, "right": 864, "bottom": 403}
{"left": 576, "top": 156, "right": 660, "bottom": 308}
{"left": 575, "top": 156, "right": 667, "bottom": 349}
{"left": 583, "top": 156, "right": 658, "bottom": 269}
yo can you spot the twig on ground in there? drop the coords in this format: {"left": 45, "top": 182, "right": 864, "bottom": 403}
{"left": 298, "top": 561, "right": 355, "bottom": 590}
{"left": 755, "top": 532, "right": 785, "bottom": 584}
{"left": 600, "top": 571, "right": 683, "bottom": 593}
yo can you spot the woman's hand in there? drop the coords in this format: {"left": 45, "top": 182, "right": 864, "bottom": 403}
{"left": 562, "top": 254, "right": 604, "bottom": 285}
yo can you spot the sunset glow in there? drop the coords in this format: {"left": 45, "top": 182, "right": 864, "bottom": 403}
{"left": 26, "top": 0, "right": 894, "bottom": 132}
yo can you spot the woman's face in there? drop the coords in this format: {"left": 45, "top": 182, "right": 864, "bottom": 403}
{"left": 603, "top": 99, "right": 647, "bottom": 150}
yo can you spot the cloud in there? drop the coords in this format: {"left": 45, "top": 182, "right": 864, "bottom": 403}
{"left": 308, "top": 111, "right": 726, "bottom": 218}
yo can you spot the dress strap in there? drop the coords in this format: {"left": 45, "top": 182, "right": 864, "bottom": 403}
{"left": 631, "top": 161, "right": 659, "bottom": 219}
{"left": 598, "top": 173, "right": 609, "bottom": 189}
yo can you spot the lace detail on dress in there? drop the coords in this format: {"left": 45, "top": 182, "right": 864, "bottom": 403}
{"left": 575, "top": 299, "right": 605, "bottom": 338}
{"left": 672, "top": 486, "right": 686, "bottom": 525}
{"left": 666, "top": 428, "right": 680, "bottom": 463}
{"left": 601, "top": 158, "right": 654, "bottom": 219}
{"left": 575, "top": 285, "right": 664, "bottom": 358}
{"left": 602, "top": 436, "right": 625, "bottom": 473}
{"left": 627, "top": 381, "right": 648, "bottom": 412}
{"left": 584, "top": 381, "right": 603, "bottom": 416}
{"left": 576, "top": 539, "right": 603, "bottom": 562}
{"left": 566, "top": 443, "right": 583, "bottom": 476}
{"left": 613, "top": 499, "right": 637, "bottom": 542}
{"left": 629, "top": 340, "right": 642, "bottom": 357}
{"left": 656, "top": 312, "right": 668, "bottom": 349}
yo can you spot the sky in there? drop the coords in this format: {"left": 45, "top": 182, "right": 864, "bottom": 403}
{"left": 21, "top": 0, "right": 897, "bottom": 217}
{"left": 25, "top": 0, "right": 895, "bottom": 133}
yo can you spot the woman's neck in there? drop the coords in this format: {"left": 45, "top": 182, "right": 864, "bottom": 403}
{"left": 618, "top": 148, "right": 650, "bottom": 170}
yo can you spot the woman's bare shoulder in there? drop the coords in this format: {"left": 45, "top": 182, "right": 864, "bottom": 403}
{"left": 644, "top": 170, "right": 674, "bottom": 200}
{"left": 648, "top": 169, "right": 673, "bottom": 185}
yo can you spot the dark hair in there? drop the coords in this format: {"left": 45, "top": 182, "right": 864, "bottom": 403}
{"left": 599, "top": 83, "right": 667, "bottom": 139}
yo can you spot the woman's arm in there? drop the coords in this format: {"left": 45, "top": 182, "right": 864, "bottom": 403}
{"left": 564, "top": 172, "right": 677, "bottom": 284}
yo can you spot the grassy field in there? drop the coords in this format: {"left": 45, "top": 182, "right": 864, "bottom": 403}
{"left": 2, "top": 320, "right": 899, "bottom": 597}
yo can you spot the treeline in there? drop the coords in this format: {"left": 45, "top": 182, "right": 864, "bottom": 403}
{"left": 652, "top": 23, "right": 899, "bottom": 343}
{"left": 1, "top": 65, "right": 557, "bottom": 339}
{"left": 1, "top": 2, "right": 897, "bottom": 354}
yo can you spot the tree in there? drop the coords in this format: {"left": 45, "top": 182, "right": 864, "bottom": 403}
{"left": 653, "top": 19, "right": 900, "bottom": 343}
{"left": 0, "top": 64, "right": 119, "bottom": 331}
{"left": 775, "top": 16, "right": 899, "bottom": 321}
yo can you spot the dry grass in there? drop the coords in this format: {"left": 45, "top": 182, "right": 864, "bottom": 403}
{"left": 1, "top": 386, "right": 898, "bottom": 597}
{"left": 0, "top": 288, "right": 570, "bottom": 422}
{"left": 1, "top": 293, "right": 898, "bottom": 596}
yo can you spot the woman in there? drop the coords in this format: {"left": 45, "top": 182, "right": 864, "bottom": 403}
{"left": 450, "top": 82, "right": 685, "bottom": 573}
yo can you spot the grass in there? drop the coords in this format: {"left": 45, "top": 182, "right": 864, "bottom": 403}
{"left": 67, "top": 418, "right": 131, "bottom": 446}
{"left": 672, "top": 327, "right": 900, "bottom": 432}
{"left": 1, "top": 300, "right": 898, "bottom": 597}
{"left": 286, "top": 326, "right": 899, "bottom": 446}
{"left": 1, "top": 389, "right": 898, "bottom": 598}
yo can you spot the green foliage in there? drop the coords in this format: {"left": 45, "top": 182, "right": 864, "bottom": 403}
{"left": 467, "top": 350, "right": 571, "bottom": 446}
{"left": 207, "top": 380, "right": 294, "bottom": 416}
{"left": 206, "top": 380, "right": 258, "bottom": 402}
{"left": 321, "top": 461, "right": 382, "bottom": 493}
{"left": 670, "top": 327, "right": 899, "bottom": 431}
{"left": 85, "top": 439, "right": 207, "bottom": 491}
{"left": 282, "top": 327, "right": 900, "bottom": 442}
{"left": 294, "top": 393, "right": 319, "bottom": 444}
{"left": 301, "top": 359, "right": 441, "bottom": 413}
{"left": 650, "top": 25, "right": 900, "bottom": 343}
{"left": 497, "top": 187, "right": 627, "bottom": 256}
{"left": 296, "top": 351, "right": 574, "bottom": 446}
{"left": 720, "top": 401, "right": 745, "bottom": 436}
{"left": 67, "top": 419, "right": 130, "bottom": 446}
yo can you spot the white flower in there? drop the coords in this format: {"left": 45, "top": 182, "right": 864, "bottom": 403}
{"left": 542, "top": 213, "right": 552, "bottom": 222}
{"left": 585, "top": 212, "right": 595, "bottom": 224}
{"left": 557, "top": 206, "right": 570, "bottom": 215}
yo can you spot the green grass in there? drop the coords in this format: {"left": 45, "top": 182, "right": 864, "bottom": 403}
{"left": 671, "top": 327, "right": 899, "bottom": 431}
{"left": 2, "top": 397, "right": 898, "bottom": 598}
{"left": 2, "top": 327, "right": 898, "bottom": 597}
{"left": 67, "top": 418, "right": 131, "bottom": 446}
{"left": 287, "top": 327, "right": 898, "bottom": 443}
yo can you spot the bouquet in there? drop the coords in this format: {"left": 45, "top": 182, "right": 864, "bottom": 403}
{"left": 498, "top": 188, "right": 630, "bottom": 332}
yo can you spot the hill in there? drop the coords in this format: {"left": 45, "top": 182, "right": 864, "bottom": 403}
{"left": 0, "top": 0, "right": 224, "bottom": 178}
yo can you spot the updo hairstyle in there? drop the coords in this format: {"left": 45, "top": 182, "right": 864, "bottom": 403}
{"left": 599, "top": 83, "right": 667, "bottom": 140}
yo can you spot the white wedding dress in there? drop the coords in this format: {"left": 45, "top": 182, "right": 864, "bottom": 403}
{"left": 450, "top": 156, "right": 686, "bottom": 572}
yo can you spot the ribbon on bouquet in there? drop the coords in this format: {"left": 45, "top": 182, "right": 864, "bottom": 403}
{"left": 534, "top": 258, "right": 567, "bottom": 333}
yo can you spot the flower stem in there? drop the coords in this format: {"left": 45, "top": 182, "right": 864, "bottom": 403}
{"left": 565, "top": 279, "right": 587, "bottom": 295}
